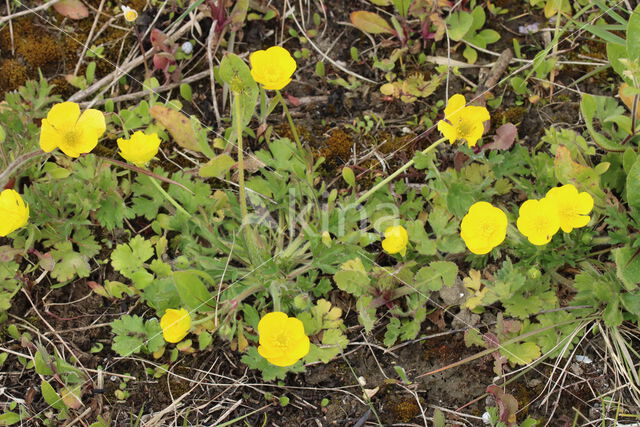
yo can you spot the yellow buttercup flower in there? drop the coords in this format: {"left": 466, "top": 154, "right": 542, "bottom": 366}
{"left": 121, "top": 5, "right": 138, "bottom": 22}
{"left": 117, "top": 131, "right": 161, "bottom": 166}
{"left": 40, "top": 102, "right": 106, "bottom": 158}
{"left": 516, "top": 198, "right": 560, "bottom": 245}
{"left": 545, "top": 184, "right": 594, "bottom": 233}
{"left": 257, "top": 312, "right": 310, "bottom": 367}
{"left": 160, "top": 308, "right": 191, "bottom": 343}
{"left": 437, "top": 94, "right": 490, "bottom": 147}
{"left": 460, "top": 202, "right": 508, "bottom": 255}
{"left": 382, "top": 225, "right": 409, "bottom": 256}
{"left": 0, "top": 189, "right": 29, "bottom": 237}
{"left": 249, "top": 46, "right": 297, "bottom": 90}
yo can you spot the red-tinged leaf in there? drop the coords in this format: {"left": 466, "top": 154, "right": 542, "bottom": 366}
{"left": 53, "top": 0, "right": 89, "bottom": 20}
{"left": 350, "top": 11, "right": 394, "bottom": 35}
{"left": 486, "top": 385, "right": 518, "bottom": 426}
{"left": 482, "top": 123, "right": 517, "bottom": 151}
{"left": 150, "top": 105, "right": 201, "bottom": 152}
{"left": 286, "top": 93, "right": 301, "bottom": 107}
{"left": 453, "top": 151, "right": 468, "bottom": 172}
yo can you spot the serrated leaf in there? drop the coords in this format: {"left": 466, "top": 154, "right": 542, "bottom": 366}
{"left": 350, "top": 11, "right": 394, "bottom": 34}
{"left": 614, "top": 246, "right": 640, "bottom": 291}
{"left": 334, "top": 258, "right": 370, "bottom": 296}
{"left": 111, "top": 236, "right": 154, "bottom": 279}
{"left": 414, "top": 261, "right": 458, "bottom": 292}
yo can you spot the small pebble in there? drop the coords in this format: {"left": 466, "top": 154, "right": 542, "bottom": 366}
{"left": 575, "top": 355, "right": 593, "bottom": 364}
{"left": 181, "top": 41, "right": 193, "bottom": 54}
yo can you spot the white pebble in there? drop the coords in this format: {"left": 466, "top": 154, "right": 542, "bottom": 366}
{"left": 181, "top": 41, "right": 193, "bottom": 54}
{"left": 575, "top": 355, "right": 593, "bottom": 364}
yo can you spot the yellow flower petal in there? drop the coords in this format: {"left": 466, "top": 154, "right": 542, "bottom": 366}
{"left": 46, "top": 102, "right": 81, "bottom": 131}
{"left": 381, "top": 225, "right": 409, "bottom": 256}
{"left": 0, "top": 189, "right": 29, "bottom": 237}
{"left": 160, "top": 308, "right": 191, "bottom": 343}
{"left": 117, "top": 131, "right": 161, "bottom": 165}
{"left": 444, "top": 94, "right": 467, "bottom": 119}
{"left": 39, "top": 120, "right": 65, "bottom": 153}
{"left": 437, "top": 120, "right": 458, "bottom": 144}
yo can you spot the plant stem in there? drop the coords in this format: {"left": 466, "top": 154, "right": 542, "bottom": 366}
{"left": 276, "top": 89, "right": 302, "bottom": 152}
{"left": 355, "top": 136, "right": 447, "bottom": 205}
{"left": 0, "top": 149, "right": 46, "bottom": 188}
{"left": 147, "top": 175, "right": 191, "bottom": 217}
{"left": 234, "top": 92, "right": 248, "bottom": 220}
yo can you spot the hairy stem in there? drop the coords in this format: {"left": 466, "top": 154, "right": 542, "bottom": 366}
{"left": 355, "top": 136, "right": 447, "bottom": 205}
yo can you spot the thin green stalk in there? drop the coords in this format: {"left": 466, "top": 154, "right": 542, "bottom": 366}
{"left": 355, "top": 136, "right": 447, "bottom": 205}
{"left": 275, "top": 89, "right": 302, "bottom": 152}
{"left": 234, "top": 92, "right": 248, "bottom": 220}
{"left": 147, "top": 176, "right": 191, "bottom": 217}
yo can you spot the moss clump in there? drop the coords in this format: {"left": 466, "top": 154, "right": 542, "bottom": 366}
{"left": 492, "top": 106, "right": 526, "bottom": 127}
{"left": 0, "top": 59, "right": 28, "bottom": 93}
{"left": 387, "top": 398, "right": 421, "bottom": 423}
{"left": 321, "top": 128, "right": 352, "bottom": 161}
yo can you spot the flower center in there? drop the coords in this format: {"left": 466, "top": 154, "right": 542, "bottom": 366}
{"left": 455, "top": 118, "right": 473, "bottom": 139}
{"left": 64, "top": 128, "right": 81, "bottom": 147}
{"left": 272, "top": 332, "right": 290, "bottom": 349}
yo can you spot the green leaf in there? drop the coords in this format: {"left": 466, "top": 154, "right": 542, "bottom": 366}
{"left": 627, "top": 4, "right": 640, "bottom": 61}
{"left": 333, "top": 258, "right": 370, "bottom": 296}
{"left": 607, "top": 42, "right": 631, "bottom": 84}
{"left": 179, "top": 83, "right": 193, "bottom": 102}
{"left": 350, "top": 11, "right": 394, "bottom": 34}
{"left": 500, "top": 341, "right": 540, "bottom": 365}
{"left": 242, "top": 304, "right": 260, "bottom": 329}
{"left": 614, "top": 246, "right": 640, "bottom": 291}
{"left": 240, "top": 347, "right": 304, "bottom": 381}
{"left": 51, "top": 241, "right": 91, "bottom": 282}
{"left": 172, "top": 270, "right": 215, "bottom": 312}
{"left": 219, "top": 53, "right": 258, "bottom": 128}
{"left": 414, "top": 261, "right": 458, "bottom": 292}
{"left": 342, "top": 167, "right": 356, "bottom": 187}
{"left": 603, "top": 298, "right": 623, "bottom": 327}
{"left": 620, "top": 292, "right": 640, "bottom": 316}
{"left": 198, "top": 331, "right": 213, "bottom": 350}
{"left": 34, "top": 350, "right": 54, "bottom": 375}
{"left": 111, "top": 236, "right": 154, "bottom": 279}
{"left": 446, "top": 11, "right": 473, "bottom": 41}
{"left": 463, "top": 45, "right": 477, "bottom": 64}
{"left": 199, "top": 154, "right": 236, "bottom": 178}
{"left": 41, "top": 380, "right": 65, "bottom": 410}
{"left": 0, "top": 411, "right": 22, "bottom": 425}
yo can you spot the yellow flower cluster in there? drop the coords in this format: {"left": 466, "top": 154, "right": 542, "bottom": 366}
{"left": 459, "top": 185, "right": 593, "bottom": 254}
{"left": 517, "top": 184, "right": 593, "bottom": 245}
